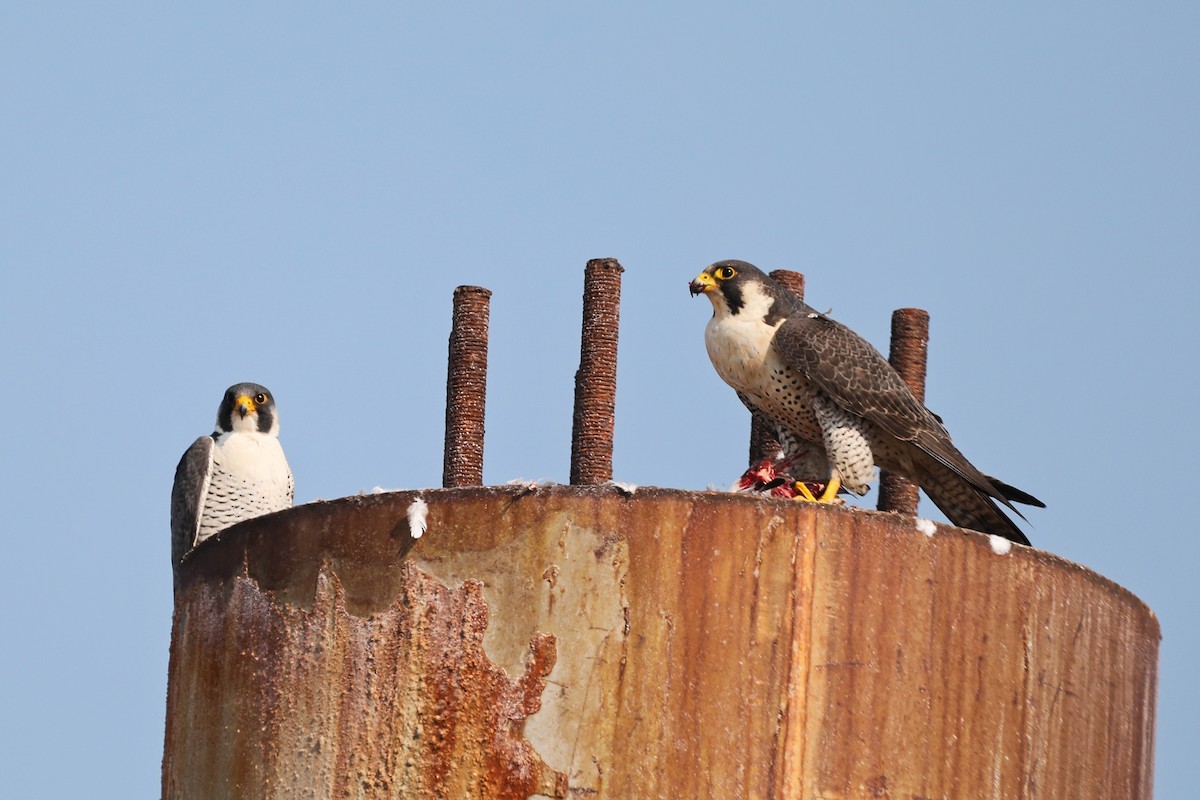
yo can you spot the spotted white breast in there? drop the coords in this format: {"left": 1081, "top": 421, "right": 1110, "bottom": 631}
{"left": 196, "top": 430, "right": 294, "bottom": 544}
{"left": 703, "top": 281, "right": 824, "bottom": 445}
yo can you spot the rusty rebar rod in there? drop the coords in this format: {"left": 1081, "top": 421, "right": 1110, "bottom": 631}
{"left": 570, "top": 258, "right": 624, "bottom": 485}
{"left": 768, "top": 269, "right": 806, "bottom": 301}
{"left": 443, "top": 285, "right": 492, "bottom": 488}
{"left": 877, "top": 308, "right": 930, "bottom": 515}
{"left": 749, "top": 270, "right": 806, "bottom": 465}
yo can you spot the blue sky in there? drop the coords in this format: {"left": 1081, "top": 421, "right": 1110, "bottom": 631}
{"left": 2, "top": 3, "right": 1196, "bottom": 797}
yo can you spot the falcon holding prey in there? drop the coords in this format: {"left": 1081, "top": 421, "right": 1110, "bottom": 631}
{"left": 690, "top": 260, "right": 1042, "bottom": 545}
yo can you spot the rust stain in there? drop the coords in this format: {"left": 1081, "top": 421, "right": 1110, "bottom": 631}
{"left": 165, "top": 554, "right": 565, "bottom": 799}
{"left": 165, "top": 487, "right": 1159, "bottom": 800}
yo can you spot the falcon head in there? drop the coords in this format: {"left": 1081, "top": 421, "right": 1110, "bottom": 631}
{"left": 689, "top": 260, "right": 778, "bottom": 317}
{"left": 215, "top": 382, "right": 280, "bottom": 436}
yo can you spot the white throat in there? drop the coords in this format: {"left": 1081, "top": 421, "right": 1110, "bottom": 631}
{"left": 703, "top": 281, "right": 785, "bottom": 392}
{"left": 212, "top": 429, "right": 287, "bottom": 475}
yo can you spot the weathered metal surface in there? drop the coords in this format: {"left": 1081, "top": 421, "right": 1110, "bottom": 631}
{"left": 749, "top": 270, "right": 806, "bottom": 466}
{"left": 444, "top": 285, "right": 491, "bottom": 488}
{"left": 570, "top": 259, "right": 623, "bottom": 485}
{"left": 878, "top": 307, "right": 931, "bottom": 517}
{"left": 165, "top": 488, "right": 1158, "bottom": 800}
{"left": 165, "top": 496, "right": 566, "bottom": 800}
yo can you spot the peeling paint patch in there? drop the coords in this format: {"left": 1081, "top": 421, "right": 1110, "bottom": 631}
{"left": 165, "top": 561, "right": 566, "bottom": 799}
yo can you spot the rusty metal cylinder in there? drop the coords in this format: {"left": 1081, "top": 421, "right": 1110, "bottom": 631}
{"left": 443, "top": 285, "right": 491, "bottom": 488}
{"left": 750, "top": 270, "right": 806, "bottom": 465}
{"left": 163, "top": 490, "right": 1158, "bottom": 799}
{"left": 878, "top": 307, "right": 930, "bottom": 515}
{"left": 570, "top": 258, "right": 623, "bottom": 485}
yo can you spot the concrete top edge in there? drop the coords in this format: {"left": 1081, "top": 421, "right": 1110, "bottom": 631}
{"left": 175, "top": 483, "right": 1157, "bottom": 634}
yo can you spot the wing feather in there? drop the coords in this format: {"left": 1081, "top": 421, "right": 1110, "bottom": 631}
{"left": 772, "top": 312, "right": 1019, "bottom": 511}
{"left": 171, "top": 435, "right": 214, "bottom": 567}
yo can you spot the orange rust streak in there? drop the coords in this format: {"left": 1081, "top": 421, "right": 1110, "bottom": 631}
{"left": 164, "top": 487, "right": 1159, "bottom": 800}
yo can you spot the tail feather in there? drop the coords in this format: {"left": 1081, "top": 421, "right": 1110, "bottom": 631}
{"left": 983, "top": 474, "right": 1045, "bottom": 509}
{"left": 920, "top": 473, "right": 1032, "bottom": 546}
{"left": 910, "top": 433, "right": 1041, "bottom": 541}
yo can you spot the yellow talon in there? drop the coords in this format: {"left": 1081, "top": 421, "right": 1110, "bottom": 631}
{"left": 791, "top": 477, "right": 843, "bottom": 505}
{"left": 817, "top": 476, "right": 842, "bottom": 503}
{"left": 791, "top": 482, "right": 818, "bottom": 502}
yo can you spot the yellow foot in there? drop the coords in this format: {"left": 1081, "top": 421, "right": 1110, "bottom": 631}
{"left": 790, "top": 476, "right": 843, "bottom": 504}
{"left": 817, "top": 476, "right": 842, "bottom": 503}
{"left": 791, "top": 482, "right": 818, "bottom": 502}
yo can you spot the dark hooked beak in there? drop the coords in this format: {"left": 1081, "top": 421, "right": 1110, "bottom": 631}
{"left": 689, "top": 271, "right": 716, "bottom": 296}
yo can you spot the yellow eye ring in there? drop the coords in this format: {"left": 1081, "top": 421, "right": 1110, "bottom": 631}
{"left": 716, "top": 266, "right": 737, "bottom": 280}
{"left": 254, "top": 393, "right": 267, "bottom": 405}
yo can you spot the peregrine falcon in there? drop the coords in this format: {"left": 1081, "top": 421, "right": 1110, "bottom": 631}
{"left": 690, "top": 260, "right": 1042, "bottom": 545}
{"left": 171, "top": 383, "right": 294, "bottom": 567}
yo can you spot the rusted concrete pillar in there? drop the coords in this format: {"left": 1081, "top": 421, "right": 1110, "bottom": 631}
{"left": 444, "top": 285, "right": 491, "bottom": 488}
{"left": 570, "top": 258, "right": 623, "bottom": 485}
{"left": 164, "top": 490, "right": 1158, "bottom": 799}
{"left": 878, "top": 307, "right": 930, "bottom": 516}
{"left": 749, "top": 270, "right": 806, "bottom": 465}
